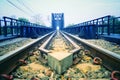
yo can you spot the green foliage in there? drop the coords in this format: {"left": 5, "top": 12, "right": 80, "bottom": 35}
{"left": 66, "top": 23, "right": 75, "bottom": 27}
{"left": 18, "top": 17, "right": 29, "bottom": 22}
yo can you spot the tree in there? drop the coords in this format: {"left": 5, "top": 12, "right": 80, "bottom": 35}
{"left": 66, "top": 23, "right": 75, "bottom": 27}
{"left": 18, "top": 17, "right": 29, "bottom": 22}
{"left": 31, "top": 14, "right": 47, "bottom": 26}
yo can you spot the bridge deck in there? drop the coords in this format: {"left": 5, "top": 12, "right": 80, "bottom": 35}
{"left": 101, "top": 34, "right": 120, "bottom": 44}
{"left": 0, "top": 35, "right": 18, "bottom": 41}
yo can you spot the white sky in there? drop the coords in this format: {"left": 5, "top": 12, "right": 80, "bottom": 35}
{"left": 0, "top": 0, "right": 120, "bottom": 26}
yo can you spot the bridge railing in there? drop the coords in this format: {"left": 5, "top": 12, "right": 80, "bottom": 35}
{"left": 0, "top": 20, "right": 4, "bottom": 35}
{"left": 111, "top": 17, "right": 120, "bottom": 34}
{"left": 63, "top": 15, "right": 120, "bottom": 39}
{"left": 0, "top": 16, "right": 53, "bottom": 38}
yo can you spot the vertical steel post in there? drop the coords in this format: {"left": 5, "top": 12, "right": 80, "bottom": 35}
{"left": 20, "top": 21, "right": 24, "bottom": 37}
{"left": 3, "top": 17, "right": 7, "bottom": 36}
{"left": 107, "top": 16, "right": 110, "bottom": 35}
{"left": 16, "top": 20, "right": 19, "bottom": 36}
{"left": 112, "top": 18, "right": 115, "bottom": 34}
{"left": 96, "top": 19, "right": 99, "bottom": 39}
{"left": 101, "top": 18, "right": 104, "bottom": 35}
{"left": 0, "top": 20, "right": 1, "bottom": 35}
{"left": 10, "top": 19, "right": 13, "bottom": 35}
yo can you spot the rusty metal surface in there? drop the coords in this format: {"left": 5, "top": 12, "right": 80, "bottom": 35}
{"left": 0, "top": 32, "right": 54, "bottom": 74}
{"left": 39, "top": 31, "right": 81, "bottom": 74}
{"left": 63, "top": 31, "right": 120, "bottom": 71}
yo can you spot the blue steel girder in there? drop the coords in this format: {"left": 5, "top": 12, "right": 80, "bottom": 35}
{"left": 2, "top": 16, "right": 52, "bottom": 38}
{"left": 63, "top": 15, "right": 116, "bottom": 39}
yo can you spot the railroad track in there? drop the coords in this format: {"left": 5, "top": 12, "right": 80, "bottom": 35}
{"left": 63, "top": 31, "right": 120, "bottom": 71}
{"left": 0, "top": 31, "right": 120, "bottom": 80}
{"left": 0, "top": 32, "right": 54, "bottom": 74}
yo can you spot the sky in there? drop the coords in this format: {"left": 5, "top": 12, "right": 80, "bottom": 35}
{"left": 0, "top": 0, "right": 120, "bottom": 27}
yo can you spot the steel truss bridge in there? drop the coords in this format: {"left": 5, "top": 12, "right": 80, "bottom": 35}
{"left": 0, "top": 14, "right": 120, "bottom": 40}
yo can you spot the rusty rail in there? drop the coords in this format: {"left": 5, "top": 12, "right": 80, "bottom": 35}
{"left": 63, "top": 31, "right": 120, "bottom": 71}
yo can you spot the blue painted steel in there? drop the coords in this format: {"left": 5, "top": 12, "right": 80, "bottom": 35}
{"left": 52, "top": 13, "right": 64, "bottom": 30}
{"left": 1, "top": 15, "right": 120, "bottom": 40}
{"left": 0, "top": 16, "right": 53, "bottom": 40}
{"left": 78, "top": 26, "right": 96, "bottom": 39}
{"left": 63, "top": 15, "right": 120, "bottom": 39}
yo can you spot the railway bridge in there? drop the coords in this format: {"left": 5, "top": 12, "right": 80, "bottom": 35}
{"left": 0, "top": 13, "right": 120, "bottom": 80}
{"left": 0, "top": 13, "right": 120, "bottom": 43}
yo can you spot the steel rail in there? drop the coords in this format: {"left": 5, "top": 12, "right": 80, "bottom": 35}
{"left": 63, "top": 31, "right": 120, "bottom": 71}
{"left": 39, "top": 31, "right": 81, "bottom": 74}
{"left": 0, "top": 31, "right": 54, "bottom": 74}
